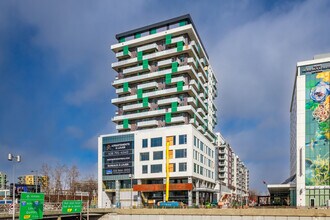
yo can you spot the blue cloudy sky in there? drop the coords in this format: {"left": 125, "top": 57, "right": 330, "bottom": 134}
{"left": 0, "top": 0, "right": 330, "bottom": 192}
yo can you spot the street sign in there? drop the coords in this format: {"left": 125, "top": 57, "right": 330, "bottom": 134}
{"left": 62, "top": 200, "right": 82, "bottom": 214}
{"left": 19, "top": 192, "right": 44, "bottom": 220}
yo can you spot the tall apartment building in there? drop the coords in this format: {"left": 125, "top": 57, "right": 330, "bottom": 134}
{"left": 0, "top": 172, "right": 7, "bottom": 189}
{"left": 215, "top": 133, "right": 249, "bottom": 204}
{"left": 98, "top": 14, "right": 218, "bottom": 208}
{"left": 290, "top": 54, "right": 330, "bottom": 207}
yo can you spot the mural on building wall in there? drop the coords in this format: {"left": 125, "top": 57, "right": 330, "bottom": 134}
{"left": 304, "top": 63, "right": 330, "bottom": 186}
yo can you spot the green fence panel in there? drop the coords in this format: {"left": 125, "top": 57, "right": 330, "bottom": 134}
{"left": 165, "top": 73, "right": 172, "bottom": 84}
{"left": 143, "top": 59, "right": 149, "bottom": 69}
{"left": 143, "top": 97, "right": 149, "bottom": 107}
{"left": 165, "top": 34, "right": 172, "bottom": 45}
{"left": 179, "top": 21, "right": 187, "bottom": 26}
{"left": 123, "top": 119, "right": 129, "bottom": 129}
{"left": 165, "top": 112, "right": 171, "bottom": 123}
{"left": 177, "top": 41, "right": 183, "bottom": 52}
{"left": 119, "top": 37, "right": 125, "bottom": 43}
{"left": 123, "top": 45, "right": 129, "bottom": 55}
{"left": 123, "top": 82, "right": 129, "bottom": 92}
{"left": 137, "top": 51, "right": 143, "bottom": 61}
{"left": 172, "top": 62, "right": 178, "bottom": 73}
{"left": 150, "top": 28, "right": 157, "bottom": 34}
{"left": 177, "top": 81, "right": 183, "bottom": 92}
{"left": 137, "top": 89, "right": 143, "bottom": 99}
{"left": 171, "top": 102, "right": 178, "bottom": 112}
{"left": 135, "top": 33, "right": 141, "bottom": 39}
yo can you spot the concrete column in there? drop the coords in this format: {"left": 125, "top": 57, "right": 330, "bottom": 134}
{"left": 163, "top": 178, "right": 166, "bottom": 202}
{"left": 188, "top": 177, "right": 192, "bottom": 207}
{"left": 115, "top": 180, "right": 120, "bottom": 207}
{"left": 137, "top": 179, "right": 142, "bottom": 207}
{"left": 196, "top": 179, "right": 199, "bottom": 206}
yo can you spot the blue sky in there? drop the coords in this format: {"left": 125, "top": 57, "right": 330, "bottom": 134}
{"left": 0, "top": 0, "right": 330, "bottom": 193}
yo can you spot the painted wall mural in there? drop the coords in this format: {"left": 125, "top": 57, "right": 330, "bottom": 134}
{"left": 304, "top": 63, "right": 330, "bottom": 186}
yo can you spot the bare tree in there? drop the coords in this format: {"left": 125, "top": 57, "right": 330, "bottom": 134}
{"left": 65, "top": 165, "right": 80, "bottom": 196}
{"left": 77, "top": 175, "right": 97, "bottom": 204}
{"left": 40, "top": 163, "right": 52, "bottom": 196}
{"left": 54, "top": 163, "right": 67, "bottom": 196}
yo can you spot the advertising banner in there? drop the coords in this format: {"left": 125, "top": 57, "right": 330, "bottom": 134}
{"left": 103, "top": 141, "right": 133, "bottom": 175}
{"left": 303, "top": 63, "right": 330, "bottom": 186}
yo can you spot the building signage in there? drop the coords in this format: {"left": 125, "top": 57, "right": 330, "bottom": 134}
{"left": 103, "top": 141, "right": 133, "bottom": 175}
{"left": 300, "top": 62, "right": 330, "bottom": 75}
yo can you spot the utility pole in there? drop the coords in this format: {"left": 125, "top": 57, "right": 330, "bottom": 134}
{"left": 8, "top": 153, "right": 21, "bottom": 220}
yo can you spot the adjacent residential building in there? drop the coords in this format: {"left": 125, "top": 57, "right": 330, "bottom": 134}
{"left": 215, "top": 133, "right": 249, "bottom": 204}
{"left": 98, "top": 14, "right": 218, "bottom": 208}
{"left": 0, "top": 172, "right": 7, "bottom": 190}
{"left": 290, "top": 54, "right": 330, "bottom": 207}
{"left": 18, "top": 175, "right": 49, "bottom": 190}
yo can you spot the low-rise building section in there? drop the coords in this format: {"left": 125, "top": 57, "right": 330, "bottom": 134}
{"left": 0, "top": 172, "right": 7, "bottom": 190}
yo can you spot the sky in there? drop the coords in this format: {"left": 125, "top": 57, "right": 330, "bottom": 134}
{"left": 0, "top": 0, "right": 330, "bottom": 193}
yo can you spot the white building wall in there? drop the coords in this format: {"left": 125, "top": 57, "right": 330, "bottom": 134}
{"left": 295, "top": 68, "right": 306, "bottom": 206}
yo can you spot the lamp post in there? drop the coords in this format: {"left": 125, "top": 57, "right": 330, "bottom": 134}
{"left": 128, "top": 174, "right": 134, "bottom": 208}
{"left": 31, "top": 170, "right": 38, "bottom": 193}
{"left": 8, "top": 153, "right": 21, "bottom": 220}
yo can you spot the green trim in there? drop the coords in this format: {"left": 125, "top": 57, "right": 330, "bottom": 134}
{"left": 143, "top": 97, "right": 149, "bottom": 107}
{"left": 194, "top": 114, "right": 196, "bottom": 124}
{"left": 119, "top": 37, "right": 125, "bottom": 43}
{"left": 137, "top": 51, "right": 143, "bottom": 61}
{"left": 179, "top": 21, "right": 187, "bottom": 26}
{"left": 195, "top": 60, "right": 199, "bottom": 69}
{"left": 135, "top": 33, "right": 141, "bottom": 39}
{"left": 196, "top": 98, "right": 198, "bottom": 106}
{"left": 165, "top": 112, "right": 171, "bottom": 123}
{"left": 172, "top": 62, "right": 178, "bottom": 73}
{"left": 150, "top": 28, "right": 157, "bottom": 35}
{"left": 177, "top": 81, "right": 183, "bottom": 92}
{"left": 123, "top": 46, "right": 129, "bottom": 55}
{"left": 123, "top": 119, "right": 129, "bottom": 129}
{"left": 177, "top": 41, "right": 183, "bottom": 52}
{"left": 171, "top": 102, "right": 178, "bottom": 113}
{"left": 137, "top": 89, "right": 143, "bottom": 99}
{"left": 198, "top": 81, "right": 200, "bottom": 91}
{"left": 165, "top": 34, "right": 172, "bottom": 45}
{"left": 143, "top": 59, "right": 149, "bottom": 69}
{"left": 123, "top": 82, "right": 129, "bottom": 92}
{"left": 165, "top": 73, "right": 172, "bottom": 84}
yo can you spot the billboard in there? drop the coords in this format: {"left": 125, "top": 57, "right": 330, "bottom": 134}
{"left": 103, "top": 141, "right": 133, "bottom": 175}
{"left": 303, "top": 62, "right": 330, "bottom": 186}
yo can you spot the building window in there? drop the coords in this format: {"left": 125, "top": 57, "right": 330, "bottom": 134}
{"left": 153, "top": 151, "right": 163, "bottom": 160}
{"left": 151, "top": 164, "right": 162, "bottom": 173}
{"left": 179, "top": 162, "right": 187, "bottom": 172}
{"left": 140, "top": 152, "right": 149, "bottom": 161}
{"left": 200, "top": 154, "right": 204, "bottom": 163}
{"left": 194, "top": 163, "right": 197, "bottom": 173}
{"left": 194, "top": 136, "right": 197, "bottom": 147}
{"left": 151, "top": 137, "right": 162, "bottom": 147}
{"left": 142, "top": 165, "right": 148, "bottom": 174}
{"left": 142, "top": 139, "right": 148, "bottom": 148}
{"left": 175, "top": 149, "right": 187, "bottom": 158}
{"left": 179, "top": 134, "right": 187, "bottom": 144}
{"left": 200, "top": 142, "right": 204, "bottom": 151}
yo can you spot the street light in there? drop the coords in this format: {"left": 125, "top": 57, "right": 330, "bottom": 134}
{"left": 8, "top": 153, "right": 21, "bottom": 220}
{"left": 128, "top": 174, "right": 134, "bottom": 208}
{"left": 31, "top": 170, "right": 38, "bottom": 193}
